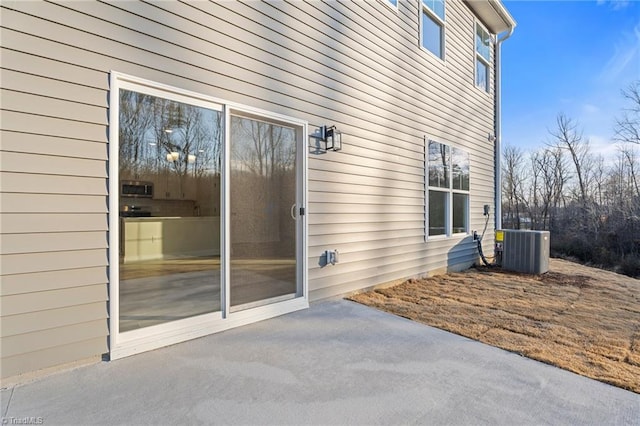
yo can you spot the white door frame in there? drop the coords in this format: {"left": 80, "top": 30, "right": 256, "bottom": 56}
{"left": 108, "top": 72, "right": 308, "bottom": 360}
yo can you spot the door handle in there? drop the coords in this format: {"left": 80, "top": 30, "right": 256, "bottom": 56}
{"left": 290, "top": 204, "right": 297, "bottom": 220}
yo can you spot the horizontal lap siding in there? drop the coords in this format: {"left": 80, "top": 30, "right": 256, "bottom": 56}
{"left": 300, "top": 0, "right": 495, "bottom": 298}
{"left": 0, "top": 0, "right": 498, "bottom": 376}
{"left": 1, "top": 3, "right": 112, "bottom": 379}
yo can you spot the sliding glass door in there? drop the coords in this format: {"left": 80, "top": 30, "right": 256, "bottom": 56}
{"left": 229, "top": 113, "right": 300, "bottom": 310}
{"left": 110, "top": 74, "right": 307, "bottom": 357}
{"left": 117, "top": 89, "right": 223, "bottom": 332}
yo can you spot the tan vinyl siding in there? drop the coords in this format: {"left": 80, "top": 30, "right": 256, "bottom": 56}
{"left": 1, "top": 303, "right": 107, "bottom": 337}
{"left": 1, "top": 110, "right": 107, "bottom": 142}
{"left": 1, "top": 0, "right": 501, "bottom": 377}
{"left": 0, "top": 338, "right": 106, "bottom": 380}
{"left": 1, "top": 214, "right": 107, "bottom": 234}
{"left": 0, "top": 173, "right": 107, "bottom": 196}
{"left": 0, "top": 89, "right": 106, "bottom": 125}
{"left": 1, "top": 152, "right": 107, "bottom": 178}
{"left": 1, "top": 3, "right": 111, "bottom": 378}
{"left": 1, "top": 249, "right": 107, "bottom": 277}
{"left": 0, "top": 131, "right": 107, "bottom": 160}
{"left": 1, "top": 194, "right": 107, "bottom": 213}
{"left": 1, "top": 267, "right": 108, "bottom": 296}
{"left": 1, "top": 232, "right": 107, "bottom": 255}
{"left": 0, "top": 48, "right": 109, "bottom": 90}
{"left": 0, "top": 69, "right": 106, "bottom": 106}
{"left": 1, "top": 320, "right": 108, "bottom": 358}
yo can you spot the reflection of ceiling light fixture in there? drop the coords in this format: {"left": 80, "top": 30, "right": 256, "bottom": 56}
{"left": 166, "top": 151, "right": 179, "bottom": 162}
{"left": 188, "top": 154, "right": 196, "bottom": 164}
{"left": 164, "top": 129, "right": 173, "bottom": 133}
{"left": 149, "top": 143, "right": 156, "bottom": 146}
{"left": 198, "top": 149, "right": 204, "bottom": 153}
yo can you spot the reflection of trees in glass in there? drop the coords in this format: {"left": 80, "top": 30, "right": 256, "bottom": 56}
{"left": 230, "top": 117, "right": 295, "bottom": 177}
{"left": 451, "top": 147, "right": 469, "bottom": 190}
{"left": 230, "top": 116, "right": 296, "bottom": 254}
{"left": 429, "top": 190, "right": 446, "bottom": 236}
{"left": 150, "top": 99, "right": 222, "bottom": 179}
{"left": 428, "top": 141, "right": 449, "bottom": 188}
{"left": 427, "top": 142, "right": 470, "bottom": 236}
{"left": 119, "top": 89, "right": 222, "bottom": 216}
{"left": 119, "top": 89, "right": 222, "bottom": 182}
{"left": 453, "top": 193, "right": 468, "bottom": 233}
{"left": 427, "top": 142, "right": 469, "bottom": 190}
{"left": 119, "top": 90, "right": 154, "bottom": 179}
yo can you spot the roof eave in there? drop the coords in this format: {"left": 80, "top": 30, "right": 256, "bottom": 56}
{"left": 464, "top": 0, "right": 517, "bottom": 34}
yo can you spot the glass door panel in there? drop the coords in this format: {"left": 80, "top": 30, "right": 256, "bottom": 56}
{"left": 229, "top": 114, "right": 298, "bottom": 309}
{"left": 118, "top": 89, "right": 222, "bottom": 332}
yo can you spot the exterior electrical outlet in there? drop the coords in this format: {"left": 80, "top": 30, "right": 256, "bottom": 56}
{"left": 501, "top": 230, "right": 550, "bottom": 274}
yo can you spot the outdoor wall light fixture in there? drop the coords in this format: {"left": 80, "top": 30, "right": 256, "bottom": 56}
{"left": 309, "top": 125, "right": 342, "bottom": 154}
{"left": 323, "top": 125, "right": 342, "bottom": 151}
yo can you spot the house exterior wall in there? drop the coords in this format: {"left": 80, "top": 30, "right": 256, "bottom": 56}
{"left": 1, "top": 0, "right": 501, "bottom": 379}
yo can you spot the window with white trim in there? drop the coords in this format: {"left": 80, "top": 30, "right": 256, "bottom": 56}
{"left": 427, "top": 140, "right": 469, "bottom": 237}
{"left": 421, "top": 0, "right": 445, "bottom": 59}
{"left": 475, "top": 22, "right": 492, "bottom": 92}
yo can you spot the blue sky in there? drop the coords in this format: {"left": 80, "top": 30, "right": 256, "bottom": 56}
{"left": 501, "top": 0, "right": 640, "bottom": 159}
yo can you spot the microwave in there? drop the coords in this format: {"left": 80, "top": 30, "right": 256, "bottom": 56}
{"left": 121, "top": 180, "right": 153, "bottom": 198}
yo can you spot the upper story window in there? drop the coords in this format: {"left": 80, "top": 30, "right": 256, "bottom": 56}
{"left": 427, "top": 140, "right": 470, "bottom": 238}
{"left": 421, "top": 0, "right": 445, "bottom": 59}
{"left": 381, "top": 0, "right": 398, "bottom": 10}
{"left": 475, "top": 23, "right": 492, "bottom": 92}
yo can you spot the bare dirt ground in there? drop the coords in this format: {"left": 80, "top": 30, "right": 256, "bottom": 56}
{"left": 348, "top": 258, "right": 640, "bottom": 393}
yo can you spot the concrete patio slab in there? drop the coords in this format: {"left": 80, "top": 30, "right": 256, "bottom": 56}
{"left": 1, "top": 299, "right": 638, "bottom": 425}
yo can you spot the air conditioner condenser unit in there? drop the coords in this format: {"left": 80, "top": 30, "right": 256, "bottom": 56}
{"left": 495, "top": 230, "right": 550, "bottom": 274}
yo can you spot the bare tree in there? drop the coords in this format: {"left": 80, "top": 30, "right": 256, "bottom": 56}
{"left": 498, "top": 82, "right": 640, "bottom": 276}
{"left": 618, "top": 143, "right": 640, "bottom": 198}
{"left": 502, "top": 144, "right": 527, "bottom": 228}
{"left": 614, "top": 80, "right": 640, "bottom": 145}
{"left": 549, "top": 114, "right": 593, "bottom": 231}
{"left": 529, "top": 146, "right": 567, "bottom": 231}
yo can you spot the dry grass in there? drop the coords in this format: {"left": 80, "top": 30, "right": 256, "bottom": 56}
{"left": 348, "top": 258, "right": 640, "bottom": 393}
